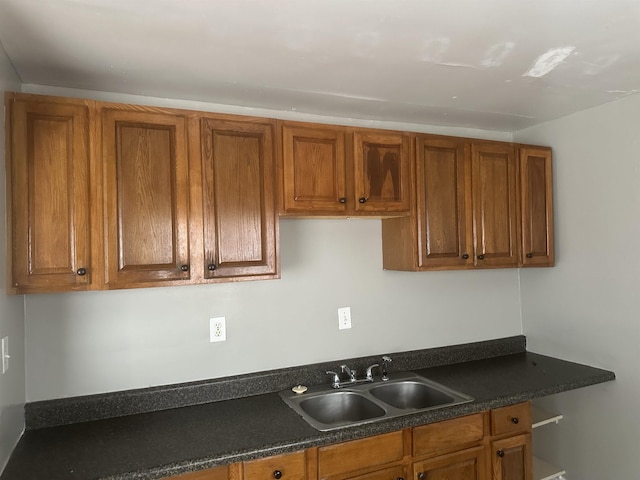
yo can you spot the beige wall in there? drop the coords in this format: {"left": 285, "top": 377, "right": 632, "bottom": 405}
{"left": 516, "top": 95, "right": 638, "bottom": 479}
{"left": 0, "top": 40, "right": 25, "bottom": 471}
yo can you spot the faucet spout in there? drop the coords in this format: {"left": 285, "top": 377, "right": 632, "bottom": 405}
{"left": 340, "top": 364, "right": 357, "bottom": 382}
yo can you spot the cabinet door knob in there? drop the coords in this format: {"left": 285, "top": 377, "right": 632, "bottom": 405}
{"left": 339, "top": 197, "right": 347, "bottom": 204}
{"left": 180, "top": 265, "right": 189, "bottom": 272}
{"left": 397, "top": 478, "right": 404, "bottom": 480}
{"left": 418, "top": 473, "right": 425, "bottom": 480}
{"left": 273, "top": 470, "right": 282, "bottom": 479}
{"left": 511, "top": 417, "right": 519, "bottom": 424}
{"left": 208, "top": 264, "right": 217, "bottom": 271}
{"left": 76, "top": 268, "right": 87, "bottom": 276}
{"left": 477, "top": 255, "right": 485, "bottom": 260}
{"left": 497, "top": 450, "right": 505, "bottom": 458}
{"left": 359, "top": 197, "right": 367, "bottom": 203}
{"left": 461, "top": 253, "right": 469, "bottom": 260}
{"left": 526, "top": 253, "right": 533, "bottom": 258}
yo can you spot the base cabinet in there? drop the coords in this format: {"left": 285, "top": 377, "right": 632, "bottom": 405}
{"left": 413, "top": 446, "right": 486, "bottom": 480}
{"left": 490, "top": 435, "right": 532, "bottom": 480}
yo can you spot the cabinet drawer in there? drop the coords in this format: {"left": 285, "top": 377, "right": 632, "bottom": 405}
{"left": 491, "top": 402, "right": 531, "bottom": 436}
{"left": 244, "top": 451, "right": 306, "bottom": 480}
{"left": 164, "top": 465, "right": 228, "bottom": 480}
{"left": 318, "top": 431, "right": 404, "bottom": 478}
{"left": 343, "top": 465, "right": 407, "bottom": 480}
{"left": 413, "top": 413, "right": 484, "bottom": 457}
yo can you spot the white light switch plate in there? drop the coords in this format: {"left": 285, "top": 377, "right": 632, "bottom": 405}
{"left": 338, "top": 307, "right": 352, "bottom": 330}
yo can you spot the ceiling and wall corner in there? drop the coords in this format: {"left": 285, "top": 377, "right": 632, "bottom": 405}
{"left": 1, "top": 0, "right": 640, "bottom": 132}
{"left": 0, "top": 39, "right": 26, "bottom": 473}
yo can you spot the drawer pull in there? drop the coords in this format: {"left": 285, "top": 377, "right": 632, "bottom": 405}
{"left": 511, "top": 417, "right": 519, "bottom": 424}
{"left": 273, "top": 470, "right": 283, "bottom": 479}
{"left": 339, "top": 197, "right": 347, "bottom": 204}
{"left": 180, "top": 264, "right": 189, "bottom": 272}
{"left": 76, "top": 268, "right": 87, "bottom": 276}
{"left": 418, "top": 473, "right": 425, "bottom": 480}
{"left": 497, "top": 450, "right": 505, "bottom": 457}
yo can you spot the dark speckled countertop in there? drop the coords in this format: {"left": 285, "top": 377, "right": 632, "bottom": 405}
{"left": 0, "top": 337, "right": 615, "bottom": 480}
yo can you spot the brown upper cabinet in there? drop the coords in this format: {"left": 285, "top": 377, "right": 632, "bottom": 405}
{"left": 6, "top": 93, "right": 94, "bottom": 293}
{"left": 6, "top": 93, "right": 279, "bottom": 293}
{"left": 519, "top": 147, "right": 554, "bottom": 267}
{"left": 102, "top": 107, "right": 191, "bottom": 288}
{"left": 279, "top": 121, "right": 410, "bottom": 216}
{"left": 382, "top": 135, "right": 553, "bottom": 271}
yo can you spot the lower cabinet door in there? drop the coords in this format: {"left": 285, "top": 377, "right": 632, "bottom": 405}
{"left": 413, "top": 446, "right": 485, "bottom": 480}
{"left": 343, "top": 465, "right": 407, "bottom": 480}
{"left": 491, "top": 434, "right": 532, "bottom": 480}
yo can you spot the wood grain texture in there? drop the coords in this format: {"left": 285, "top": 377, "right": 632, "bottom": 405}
{"left": 199, "top": 116, "right": 278, "bottom": 279}
{"left": 490, "top": 402, "right": 531, "bottom": 437}
{"left": 281, "top": 122, "right": 347, "bottom": 214}
{"left": 102, "top": 107, "right": 191, "bottom": 287}
{"left": 413, "top": 446, "right": 486, "bottom": 480}
{"left": 519, "top": 147, "right": 554, "bottom": 267}
{"left": 244, "top": 452, "right": 306, "bottom": 480}
{"left": 471, "top": 143, "right": 519, "bottom": 268}
{"left": 8, "top": 93, "right": 92, "bottom": 293}
{"left": 318, "top": 431, "right": 404, "bottom": 478}
{"left": 490, "top": 434, "right": 532, "bottom": 480}
{"left": 413, "top": 413, "right": 485, "bottom": 457}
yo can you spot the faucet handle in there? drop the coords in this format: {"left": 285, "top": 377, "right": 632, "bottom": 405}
{"left": 381, "top": 356, "right": 392, "bottom": 381}
{"left": 340, "top": 364, "right": 357, "bottom": 381}
{"left": 326, "top": 370, "right": 341, "bottom": 388}
{"left": 365, "top": 363, "right": 379, "bottom": 381}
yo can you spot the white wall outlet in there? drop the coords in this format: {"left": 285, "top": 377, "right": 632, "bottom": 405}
{"left": 2, "top": 336, "right": 9, "bottom": 374}
{"left": 338, "top": 307, "right": 352, "bottom": 330}
{"left": 210, "top": 317, "right": 226, "bottom": 342}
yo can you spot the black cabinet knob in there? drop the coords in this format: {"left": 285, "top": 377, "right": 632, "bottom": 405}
{"left": 359, "top": 197, "right": 367, "bottom": 203}
{"left": 511, "top": 417, "right": 519, "bottom": 424}
{"left": 418, "top": 473, "right": 425, "bottom": 480}
{"left": 397, "top": 478, "right": 404, "bottom": 480}
{"left": 208, "top": 264, "right": 217, "bottom": 271}
{"left": 76, "top": 268, "right": 87, "bottom": 276}
{"left": 180, "top": 265, "right": 189, "bottom": 272}
{"left": 339, "top": 197, "right": 347, "bottom": 204}
{"left": 526, "top": 253, "right": 533, "bottom": 258}
{"left": 497, "top": 450, "right": 505, "bottom": 458}
{"left": 273, "top": 470, "right": 282, "bottom": 479}
{"left": 477, "top": 255, "right": 485, "bottom": 260}
{"left": 462, "top": 253, "right": 469, "bottom": 260}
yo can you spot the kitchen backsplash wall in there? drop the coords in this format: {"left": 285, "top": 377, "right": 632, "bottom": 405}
{"left": 24, "top": 218, "right": 523, "bottom": 402}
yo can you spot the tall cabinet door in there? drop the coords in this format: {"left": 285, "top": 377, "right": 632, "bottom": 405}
{"left": 281, "top": 123, "right": 347, "bottom": 214}
{"left": 199, "top": 117, "right": 278, "bottom": 279}
{"left": 353, "top": 130, "right": 410, "bottom": 213}
{"left": 8, "top": 97, "right": 92, "bottom": 292}
{"left": 519, "top": 147, "right": 554, "bottom": 267}
{"left": 416, "top": 136, "right": 471, "bottom": 269}
{"left": 491, "top": 434, "right": 532, "bottom": 480}
{"left": 471, "top": 143, "right": 519, "bottom": 268}
{"left": 102, "top": 108, "right": 190, "bottom": 287}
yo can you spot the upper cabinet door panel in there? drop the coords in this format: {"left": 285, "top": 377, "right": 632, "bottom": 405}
{"left": 9, "top": 98, "right": 91, "bottom": 292}
{"left": 520, "top": 147, "right": 554, "bottom": 267}
{"left": 471, "top": 143, "right": 519, "bottom": 268}
{"left": 102, "top": 108, "right": 190, "bottom": 287}
{"left": 416, "top": 136, "right": 470, "bottom": 268}
{"left": 281, "top": 123, "right": 347, "bottom": 214}
{"left": 200, "top": 117, "right": 277, "bottom": 278}
{"left": 353, "top": 130, "right": 410, "bottom": 213}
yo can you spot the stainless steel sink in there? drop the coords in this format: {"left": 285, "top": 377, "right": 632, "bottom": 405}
{"left": 279, "top": 372, "right": 473, "bottom": 431}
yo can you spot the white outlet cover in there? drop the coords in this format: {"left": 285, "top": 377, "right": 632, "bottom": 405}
{"left": 210, "top": 317, "right": 226, "bottom": 342}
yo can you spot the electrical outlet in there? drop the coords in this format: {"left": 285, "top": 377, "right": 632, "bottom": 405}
{"left": 338, "top": 307, "right": 352, "bottom": 330}
{"left": 210, "top": 317, "right": 226, "bottom": 342}
{"left": 2, "top": 336, "right": 9, "bottom": 374}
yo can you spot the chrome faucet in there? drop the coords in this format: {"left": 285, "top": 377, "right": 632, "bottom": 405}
{"left": 365, "top": 363, "right": 379, "bottom": 381}
{"left": 326, "top": 362, "right": 380, "bottom": 388}
{"left": 341, "top": 364, "right": 357, "bottom": 382}
{"left": 381, "top": 355, "right": 392, "bottom": 381}
{"left": 326, "top": 370, "right": 341, "bottom": 388}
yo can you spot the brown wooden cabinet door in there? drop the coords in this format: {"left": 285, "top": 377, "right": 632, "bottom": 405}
{"left": 353, "top": 130, "right": 410, "bottom": 213}
{"left": 471, "top": 143, "right": 519, "bottom": 268}
{"left": 281, "top": 123, "right": 347, "bottom": 214}
{"left": 102, "top": 108, "right": 190, "bottom": 287}
{"left": 490, "top": 434, "right": 532, "bottom": 480}
{"left": 416, "top": 136, "right": 471, "bottom": 268}
{"left": 519, "top": 147, "right": 554, "bottom": 267}
{"left": 413, "top": 446, "right": 486, "bottom": 480}
{"left": 8, "top": 96, "right": 92, "bottom": 292}
{"left": 199, "top": 117, "right": 278, "bottom": 279}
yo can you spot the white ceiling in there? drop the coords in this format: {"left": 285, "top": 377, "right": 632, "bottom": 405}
{"left": 1, "top": 0, "right": 639, "bottom": 131}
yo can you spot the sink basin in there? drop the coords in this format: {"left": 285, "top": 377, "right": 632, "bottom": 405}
{"left": 279, "top": 372, "right": 473, "bottom": 431}
{"left": 299, "top": 391, "right": 385, "bottom": 425}
{"left": 369, "top": 381, "right": 455, "bottom": 410}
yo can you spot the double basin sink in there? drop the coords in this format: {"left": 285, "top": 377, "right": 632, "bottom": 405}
{"left": 279, "top": 372, "right": 473, "bottom": 431}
